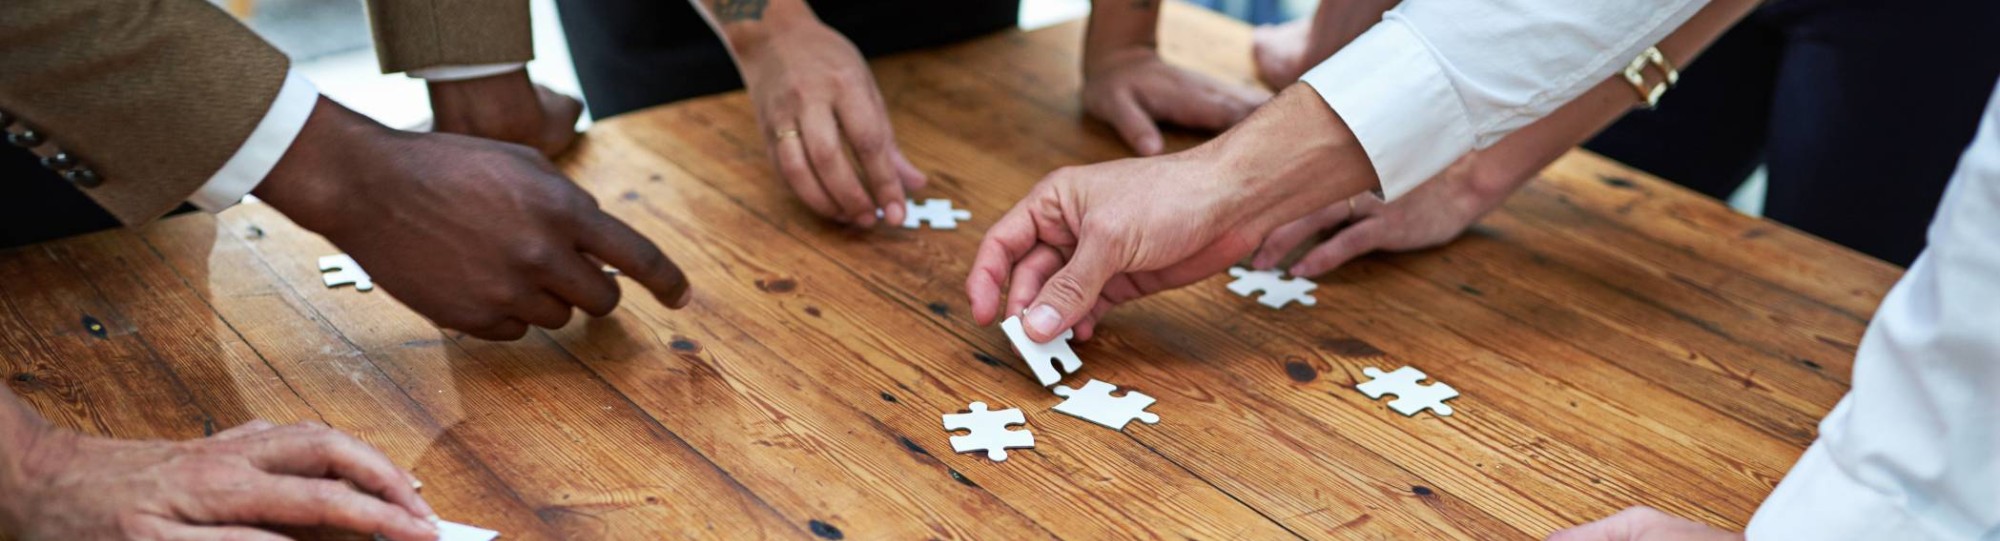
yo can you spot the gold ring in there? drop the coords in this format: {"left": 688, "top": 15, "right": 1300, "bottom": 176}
{"left": 774, "top": 128, "right": 801, "bottom": 141}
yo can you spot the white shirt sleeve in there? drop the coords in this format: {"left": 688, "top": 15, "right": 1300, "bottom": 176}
{"left": 1745, "top": 83, "right": 2000, "bottom": 539}
{"left": 187, "top": 70, "right": 318, "bottom": 212}
{"left": 1297, "top": 0, "right": 1707, "bottom": 200}
{"left": 406, "top": 63, "right": 528, "bottom": 82}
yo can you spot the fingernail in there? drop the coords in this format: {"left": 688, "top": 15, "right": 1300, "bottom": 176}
{"left": 672, "top": 285, "right": 693, "bottom": 309}
{"left": 1026, "top": 304, "right": 1062, "bottom": 338}
{"left": 411, "top": 479, "right": 424, "bottom": 491}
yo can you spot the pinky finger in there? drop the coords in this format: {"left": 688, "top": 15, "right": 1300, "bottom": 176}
{"left": 1290, "top": 217, "right": 1388, "bottom": 277}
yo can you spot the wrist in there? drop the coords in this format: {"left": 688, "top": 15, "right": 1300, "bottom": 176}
{"left": 1082, "top": 44, "right": 1158, "bottom": 78}
{"left": 427, "top": 69, "right": 540, "bottom": 145}
{"left": 1200, "top": 85, "right": 1376, "bottom": 231}
{"left": 253, "top": 97, "right": 400, "bottom": 237}
{"left": 717, "top": 6, "right": 821, "bottom": 67}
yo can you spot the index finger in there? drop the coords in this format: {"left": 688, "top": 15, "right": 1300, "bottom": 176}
{"left": 836, "top": 95, "right": 908, "bottom": 226}
{"left": 578, "top": 211, "right": 693, "bottom": 309}
{"left": 239, "top": 424, "right": 433, "bottom": 520}
{"left": 967, "top": 202, "right": 1043, "bottom": 325}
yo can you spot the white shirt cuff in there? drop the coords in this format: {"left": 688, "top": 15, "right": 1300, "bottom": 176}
{"left": 189, "top": 70, "right": 318, "bottom": 212}
{"left": 1297, "top": 19, "right": 1474, "bottom": 202}
{"left": 407, "top": 63, "right": 528, "bottom": 82}
{"left": 1746, "top": 438, "right": 1933, "bottom": 540}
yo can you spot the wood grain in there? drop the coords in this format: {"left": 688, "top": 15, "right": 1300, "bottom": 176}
{"left": 0, "top": 4, "right": 1895, "bottom": 539}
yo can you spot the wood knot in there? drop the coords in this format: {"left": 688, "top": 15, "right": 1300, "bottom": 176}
{"left": 1282, "top": 357, "right": 1318, "bottom": 383}
{"left": 669, "top": 337, "right": 701, "bottom": 353}
{"left": 80, "top": 315, "right": 107, "bottom": 339}
{"left": 804, "top": 306, "right": 822, "bottom": 317}
{"left": 1411, "top": 485, "right": 1435, "bottom": 497}
{"left": 971, "top": 352, "right": 1003, "bottom": 367}
{"left": 808, "top": 519, "right": 844, "bottom": 540}
{"left": 1598, "top": 175, "right": 1637, "bottom": 189}
{"left": 926, "top": 302, "right": 950, "bottom": 316}
{"left": 879, "top": 392, "right": 898, "bottom": 403}
{"left": 755, "top": 278, "right": 798, "bottom": 294}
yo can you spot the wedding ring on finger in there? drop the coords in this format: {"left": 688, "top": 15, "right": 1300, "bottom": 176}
{"left": 774, "top": 128, "right": 801, "bottom": 141}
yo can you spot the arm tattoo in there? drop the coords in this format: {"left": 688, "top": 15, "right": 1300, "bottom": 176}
{"left": 1132, "top": 0, "right": 1157, "bottom": 9}
{"left": 711, "top": 0, "right": 770, "bottom": 22}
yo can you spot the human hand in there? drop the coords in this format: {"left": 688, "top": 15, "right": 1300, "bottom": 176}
{"left": 257, "top": 98, "right": 692, "bottom": 341}
{"left": 1082, "top": 47, "right": 1272, "bottom": 156}
{"left": 0, "top": 420, "right": 437, "bottom": 540}
{"left": 427, "top": 70, "right": 585, "bottom": 158}
{"left": 1249, "top": 0, "right": 1397, "bottom": 89}
{"left": 1548, "top": 507, "right": 1743, "bottom": 541}
{"left": 1249, "top": 153, "right": 1509, "bottom": 276}
{"left": 969, "top": 86, "right": 1376, "bottom": 342}
{"left": 734, "top": 20, "right": 926, "bottom": 226}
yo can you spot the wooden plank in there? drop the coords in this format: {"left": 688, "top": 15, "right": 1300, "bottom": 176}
{"left": 192, "top": 207, "right": 800, "bottom": 538}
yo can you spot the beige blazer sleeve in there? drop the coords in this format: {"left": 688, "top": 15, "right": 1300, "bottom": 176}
{"left": 366, "top": 0, "right": 536, "bottom": 73}
{"left": 0, "top": 0, "right": 289, "bottom": 224}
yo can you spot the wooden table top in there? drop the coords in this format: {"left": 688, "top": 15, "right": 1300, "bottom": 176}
{"left": 0, "top": 4, "right": 1905, "bottom": 539}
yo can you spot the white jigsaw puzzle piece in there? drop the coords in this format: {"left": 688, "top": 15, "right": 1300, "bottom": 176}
{"left": 318, "top": 254, "right": 374, "bottom": 292}
{"left": 1225, "top": 267, "right": 1317, "bottom": 309}
{"left": 897, "top": 198, "right": 973, "bottom": 229}
{"left": 1050, "top": 379, "right": 1161, "bottom": 431}
{"left": 1001, "top": 315, "right": 1080, "bottom": 387}
{"left": 1357, "top": 366, "right": 1459, "bottom": 417}
{"left": 941, "top": 401, "right": 1034, "bottom": 461}
{"left": 438, "top": 520, "right": 500, "bottom": 541}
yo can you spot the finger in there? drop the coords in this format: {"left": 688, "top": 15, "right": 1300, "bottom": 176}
{"left": 892, "top": 148, "right": 927, "bottom": 190}
{"left": 241, "top": 424, "right": 434, "bottom": 520}
{"left": 800, "top": 107, "right": 876, "bottom": 225}
{"left": 1004, "top": 245, "right": 1067, "bottom": 317}
{"left": 1104, "top": 92, "right": 1164, "bottom": 156}
{"left": 1021, "top": 238, "right": 1122, "bottom": 342}
{"left": 148, "top": 519, "right": 295, "bottom": 541}
{"left": 836, "top": 94, "right": 908, "bottom": 226}
{"left": 1291, "top": 217, "right": 1388, "bottom": 277}
{"left": 577, "top": 212, "right": 692, "bottom": 309}
{"left": 1072, "top": 297, "right": 1119, "bottom": 342}
{"left": 512, "top": 291, "right": 574, "bottom": 330}
{"left": 772, "top": 122, "right": 842, "bottom": 219}
{"left": 202, "top": 477, "right": 437, "bottom": 541}
{"left": 1124, "top": 232, "right": 1261, "bottom": 298}
{"left": 211, "top": 419, "right": 279, "bottom": 440}
{"left": 539, "top": 251, "right": 622, "bottom": 317}
{"left": 466, "top": 318, "right": 530, "bottom": 341}
{"left": 1251, "top": 203, "right": 1352, "bottom": 269}
{"left": 967, "top": 204, "right": 1043, "bottom": 325}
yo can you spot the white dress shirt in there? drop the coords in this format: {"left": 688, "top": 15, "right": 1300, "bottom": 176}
{"left": 1745, "top": 82, "right": 2000, "bottom": 540}
{"left": 1297, "top": 0, "right": 1707, "bottom": 200}
{"left": 187, "top": 64, "right": 525, "bottom": 212}
{"left": 1298, "top": 1, "right": 1999, "bottom": 535}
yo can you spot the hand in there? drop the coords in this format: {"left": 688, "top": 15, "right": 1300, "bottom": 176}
{"left": 735, "top": 21, "right": 926, "bottom": 227}
{"left": 257, "top": 98, "right": 693, "bottom": 341}
{"left": 1250, "top": 152, "right": 1508, "bottom": 276}
{"left": 1548, "top": 507, "right": 1744, "bottom": 541}
{"left": 0, "top": 420, "right": 437, "bottom": 540}
{"left": 969, "top": 152, "right": 1263, "bottom": 342}
{"left": 1250, "top": 0, "right": 1397, "bottom": 89}
{"left": 1083, "top": 47, "right": 1272, "bottom": 156}
{"left": 969, "top": 86, "right": 1376, "bottom": 342}
{"left": 427, "top": 70, "right": 585, "bottom": 158}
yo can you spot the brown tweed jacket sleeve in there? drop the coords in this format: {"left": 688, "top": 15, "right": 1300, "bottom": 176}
{"left": 367, "top": 0, "right": 536, "bottom": 73}
{"left": 0, "top": 0, "right": 289, "bottom": 224}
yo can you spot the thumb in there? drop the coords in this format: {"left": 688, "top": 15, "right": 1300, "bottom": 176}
{"left": 1104, "top": 93, "right": 1164, "bottom": 156}
{"left": 1022, "top": 240, "right": 1121, "bottom": 342}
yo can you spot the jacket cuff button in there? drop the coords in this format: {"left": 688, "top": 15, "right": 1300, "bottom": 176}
{"left": 64, "top": 168, "right": 102, "bottom": 188}
{"left": 7, "top": 129, "right": 43, "bottom": 148}
{"left": 39, "top": 152, "right": 75, "bottom": 171}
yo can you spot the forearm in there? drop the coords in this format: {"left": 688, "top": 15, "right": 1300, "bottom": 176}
{"left": 1448, "top": 0, "right": 1762, "bottom": 201}
{"left": 688, "top": 0, "right": 821, "bottom": 63}
{"left": 1083, "top": 0, "right": 1162, "bottom": 73}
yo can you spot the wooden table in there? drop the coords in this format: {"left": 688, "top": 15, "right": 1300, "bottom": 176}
{"left": 0, "top": 4, "right": 1903, "bottom": 539}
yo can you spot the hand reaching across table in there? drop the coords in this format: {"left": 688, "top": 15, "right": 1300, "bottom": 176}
{"left": 1082, "top": 0, "right": 1271, "bottom": 156}
{"left": 0, "top": 386, "right": 437, "bottom": 540}
{"left": 701, "top": 0, "right": 927, "bottom": 228}
{"left": 255, "top": 97, "right": 693, "bottom": 341}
